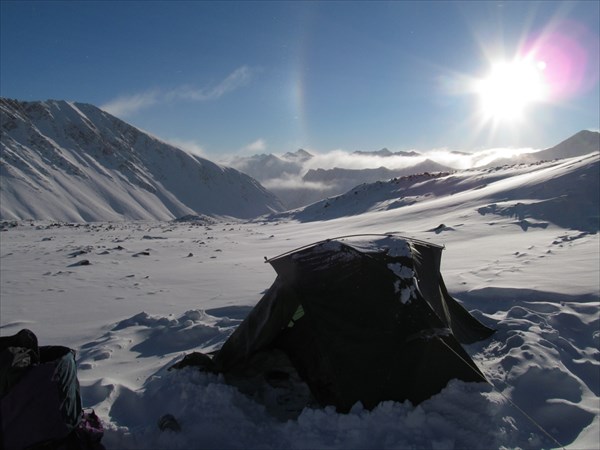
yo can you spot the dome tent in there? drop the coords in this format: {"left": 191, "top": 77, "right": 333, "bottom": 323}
{"left": 203, "top": 234, "right": 495, "bottom": 413}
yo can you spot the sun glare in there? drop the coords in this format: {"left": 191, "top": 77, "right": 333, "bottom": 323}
{"left": 474, "top": 58, "right": 549, "bottom": 123}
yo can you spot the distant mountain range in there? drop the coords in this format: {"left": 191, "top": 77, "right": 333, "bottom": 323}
{"left": 273, "top": 152, "right": 599, "bottom": 233}
{"left": 229, "top": 131, "right": 599, "bottom": 210}
{"left": 303, "top": 160, "right": 451, "bottom": 185}
{"left": 2, "top": 97, "right": 597, "bottom": 222}
{"left": 228, "top": 149, "right": 454, "bottom": 209}
{"left": 228, "top": 149, "right": 312, "bottom": 183}
{"left": 0, "top": 98, "right": 283, "bottom": 221}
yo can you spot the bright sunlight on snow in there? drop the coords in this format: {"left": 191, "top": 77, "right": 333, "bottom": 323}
{"left": 2, "top": 150, "right": 598, "bottom": 450}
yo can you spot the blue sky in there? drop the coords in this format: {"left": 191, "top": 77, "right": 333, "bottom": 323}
{"left": 1, "top": 1, "right": 598, "bottom": 158}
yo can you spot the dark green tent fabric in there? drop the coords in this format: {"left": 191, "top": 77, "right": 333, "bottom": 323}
{"left": 213, "top": 234, "right": 494, "bottom": 411}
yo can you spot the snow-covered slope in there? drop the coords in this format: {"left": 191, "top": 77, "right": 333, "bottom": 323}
{"left": 277, "top": 153, "right": 600, "bottom": 233}
{"left": 227, "top": 132, "right": 598, "bottom": 211}
{"left": 533, "top": 129, "right": 600, "bottom": 161}
{"left": 0, "top": 98, "right": 283, "bottom": 221}
{"left": 1, "top": 147, "right": 598, "bottom": 448}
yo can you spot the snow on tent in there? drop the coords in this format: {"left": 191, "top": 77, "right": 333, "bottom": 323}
{"left": 174, "top": 234, "right": 495, "bottom": 415}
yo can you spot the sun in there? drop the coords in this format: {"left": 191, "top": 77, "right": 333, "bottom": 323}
{"left": 474, "top": 58, "right": 549, "bottom": 123}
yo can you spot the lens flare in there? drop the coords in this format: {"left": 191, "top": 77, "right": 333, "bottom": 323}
{"left": 522, "top": 27, "right": 595, "bottom": 101}
{"left": 474, "top": 57, "right": 549, "bottom": 123}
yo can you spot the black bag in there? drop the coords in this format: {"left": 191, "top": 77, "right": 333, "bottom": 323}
{"left": 0, "top": 329, "right": 105, "bottom": 450}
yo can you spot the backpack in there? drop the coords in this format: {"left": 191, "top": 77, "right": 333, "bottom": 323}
{"left": 0, "top": 329, "right": 105, "bottom": 450}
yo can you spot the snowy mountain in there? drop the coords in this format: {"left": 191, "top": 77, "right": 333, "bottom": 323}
{"left": 275, "top": 153, "right": 600, "bottom": 233}
{"left": 532, "top": 129, "right": 599, "bottom": 161}
{"left": 0, "top": 98, "right": 284, "bottom": 221}
{"left": 227, "top": 148, "right": 313, "bottom": 182}
{"left": 281, "top": 148, "right": 313, "bottom": 162}
{"left": 481, "top": 130, "right": 600, "bottom": 168}
{"left": 231, "top": 131, "right": 599, "bottom": 211}
{"left": 303, "top": 159, "right": 452, "bottom": 187}
{"left": 2, "top": 139, "right": 599, "bottom": 449}
{"left": 1, "top": 147, "right": 598, "bottom": 448}
{"left": 229, "top": 149, "right": 452, "bottom": 210}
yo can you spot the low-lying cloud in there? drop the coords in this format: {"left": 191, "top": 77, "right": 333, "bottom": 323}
{"left": 261, "top": 174, "right": 332, "bottom": 192}
{"left": 300, "top": 150, "right": 423, "bottom": 171}
{"left": 287, "top": 147, "right": 539, "bottom": 173}
{"left": 225, "top": 145, "right": 542, "bottom": 210}
{"left": 243, "top": 138, "right": 267, "bottom": 153}
{"left": 424, "top": 147, "right": 538, "bottom": 170}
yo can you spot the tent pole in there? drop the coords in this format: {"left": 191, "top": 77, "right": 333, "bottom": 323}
{"left": 265, "top": 233, "right": 444, "bottom": 264}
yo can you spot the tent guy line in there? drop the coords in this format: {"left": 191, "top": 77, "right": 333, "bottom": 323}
{"left": 437, "top": 337, "right": 566, "bottom": 450}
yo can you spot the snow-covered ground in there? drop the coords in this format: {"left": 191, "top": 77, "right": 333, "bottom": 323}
{"left": 1, "top": 154, "right": 598, "bottom": 449}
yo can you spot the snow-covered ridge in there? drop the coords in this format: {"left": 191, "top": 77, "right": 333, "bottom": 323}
{"left": 277, "top": 153, "right": 600, "bottom": 233}
{"left": 227, "top": 131, "right": 599, "bottom": 210}
{"left": 0, "top": 98, "right": 284, "bottom": 221}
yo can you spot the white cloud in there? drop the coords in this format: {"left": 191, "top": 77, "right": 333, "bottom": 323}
{"left": 293, "top": 146, "right": 539, "bottom": 173}
{"left": 262, "top": 174, "right": 331, "bottom": 191}
{"left": 425, "top": 147, "right": 537, "bottom": 169}
{"left": 101, "top": 66, "right": 256, "bottom": 118}
{"left": 176, "top": 66, "right": 254, "bottom": 102}
{"left": 100, "top": 90, "right": 160, "bottom": 117}
{"left": 227, "top": 144, "right": 543, "bottom": 180}
{"left": 303, "top": 150, "right": 426, "bottom": 172}
{"left": 244, "top": 138, "right": 267, "bottom": 153}
{"left": 165, "top": 138, "right": 206, "bottom": 157}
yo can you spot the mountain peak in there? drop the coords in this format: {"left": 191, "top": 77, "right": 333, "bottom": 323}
{"left": 282, "top": 148, "right": 313, "bottom": 161}
{"left": 1, "top": 98, "right": 283, "bottom": 221}
{"left": 533, "top": 130, "right": 600, "bottom": 161}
